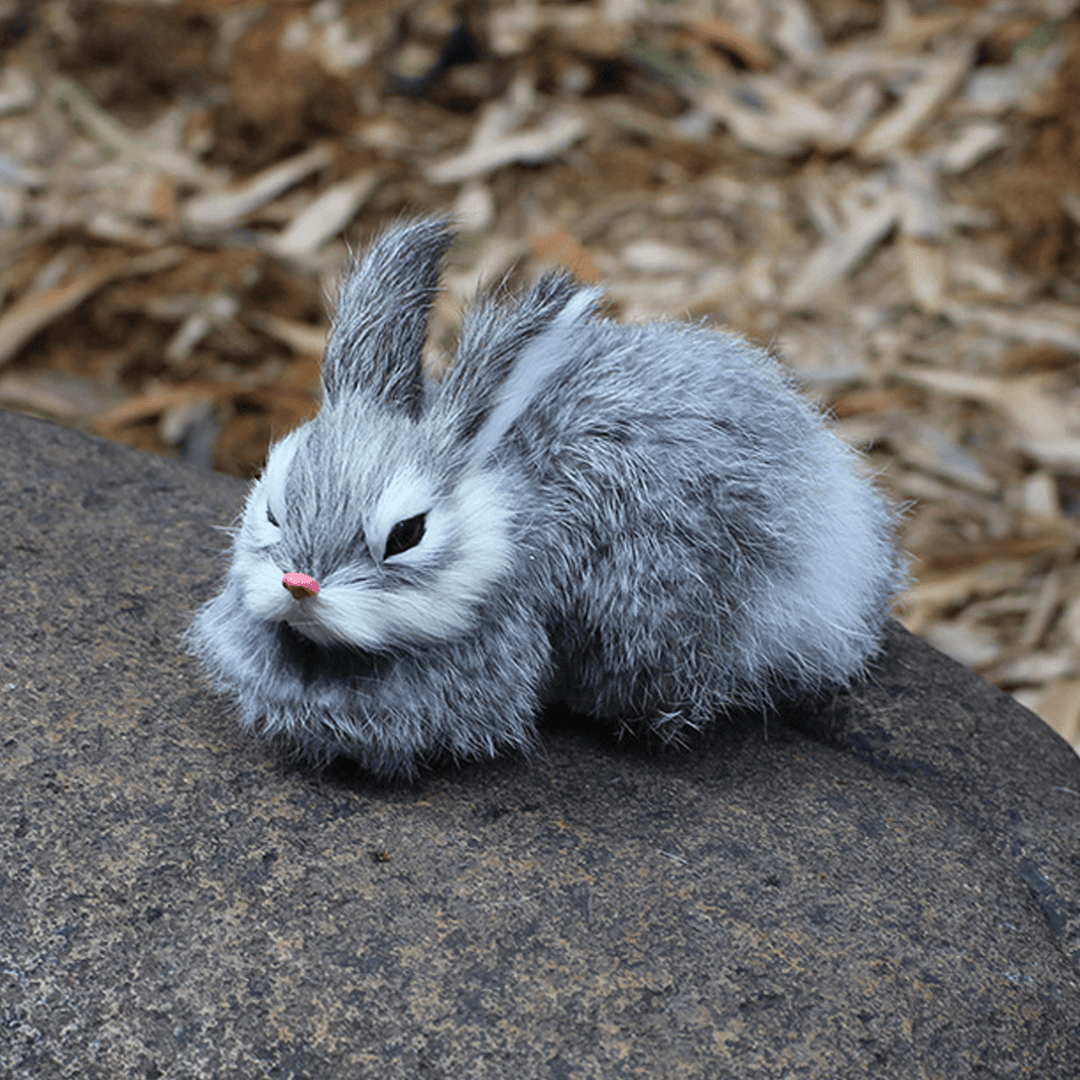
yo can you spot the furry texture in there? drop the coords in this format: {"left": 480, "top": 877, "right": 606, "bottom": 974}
{"left": 187, "top": 218, "right": 906, "bottom": 777}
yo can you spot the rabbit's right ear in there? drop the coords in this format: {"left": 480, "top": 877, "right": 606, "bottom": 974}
{"left": 322, "top": 218, "right": 454, "bottom": 416}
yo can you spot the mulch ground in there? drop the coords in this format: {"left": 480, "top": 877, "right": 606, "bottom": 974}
{"left": 2, "top": 0, "right": 1079, "bottom": 750}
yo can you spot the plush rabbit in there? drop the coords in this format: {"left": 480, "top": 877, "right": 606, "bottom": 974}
{"left": 187, "top": 217, "right": 905, "bottom": 777}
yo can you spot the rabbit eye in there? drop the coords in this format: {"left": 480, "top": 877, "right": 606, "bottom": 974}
{"left": 384, "top": 514, "right": 426, "bottom": 559}
{"left": 266, "top": 506, "right": 280, "bottom": 527}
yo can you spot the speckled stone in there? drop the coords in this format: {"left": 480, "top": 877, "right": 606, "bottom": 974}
{"left": 2, "top": 407, "right": 1079, "bottom": 1079}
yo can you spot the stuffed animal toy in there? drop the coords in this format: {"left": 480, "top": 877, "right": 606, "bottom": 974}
{"left": 188, "top": 218, "right": 905, "bottom": 776}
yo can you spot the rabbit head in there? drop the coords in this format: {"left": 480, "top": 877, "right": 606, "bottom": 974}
{"left": 228, "top": 218, "right": 596, "bottom": 656}
{"left": 230, "top": 221, "right": 488, "bottom": 654}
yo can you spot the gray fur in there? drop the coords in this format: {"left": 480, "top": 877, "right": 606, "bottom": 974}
{"left": 187, "top": 218, "right": 907, "bottom": 777}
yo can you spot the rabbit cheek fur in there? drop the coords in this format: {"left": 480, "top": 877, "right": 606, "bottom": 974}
{"left": 187, "top": 217, "right": 905, "bottom": 777}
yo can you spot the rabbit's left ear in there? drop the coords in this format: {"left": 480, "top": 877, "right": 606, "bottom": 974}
{"left": 438, "top": 274, "right": 602, "bottom": 464}
{"left": 322, "top": 218, "right": 454, "bottom": 415}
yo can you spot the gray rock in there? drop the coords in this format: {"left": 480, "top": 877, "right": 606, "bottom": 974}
{"left": 2, "top": 406, "right": 1079, "bottom": 1079}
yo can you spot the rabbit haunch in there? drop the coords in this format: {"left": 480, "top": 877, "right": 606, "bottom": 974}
{"left": 187, "top": 217, "right": 905, "bottom": 776}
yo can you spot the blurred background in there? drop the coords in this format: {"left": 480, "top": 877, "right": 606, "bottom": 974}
{"left": 1, "top": 0, "right": 1079, "bottom": 750}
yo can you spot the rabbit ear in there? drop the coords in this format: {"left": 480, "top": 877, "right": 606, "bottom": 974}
{"left": 436, "top": 271, "right": 602, "bottom": 459}
{"left": 322, "top": 218, "right": 455, "bottom": 414}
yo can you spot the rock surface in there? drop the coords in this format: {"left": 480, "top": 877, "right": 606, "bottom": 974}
{"left": 2, "top": 407, "right": 1079, "bottom": 1079}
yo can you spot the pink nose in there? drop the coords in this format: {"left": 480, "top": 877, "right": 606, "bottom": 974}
{"left": 282, "top": 572, "right": 320, "bottom": 600}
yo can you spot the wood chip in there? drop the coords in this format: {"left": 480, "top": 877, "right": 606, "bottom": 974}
{"left": 0, "top": 374, "right": 84, "bottom": 419}
{"left": 93, "top": 386, "right": 216, "bottom": 433}
{"left": 1034, "top": 678, "right": 1080, "bottom": 743}
{"left": 994, "top": 650, "right": 1077, "bottom": 686}
{"left": 691, "top": 74, "right": 838, "bottom": 156}
{"left": 769, "top": 0, "right": 824, "bottom": 71}
{"left": 894, "top": 366, "right": 1074, "bottom": 443}
{"left": 55, "top": 78, "right": 210, "bottom": 184}
{"left": 901, "top": 236, "right": 945, "bottom": 314}
{"left": 243, "top": 312, "right": 328, "bottom": 357}
{"left": 426, "top": 110, "right": 588, "bottom": 184}
{"left": 856, "top": 50, "right": 972, "bottom": 159}
{"left": 1020, "top": 439, "right": 1080, "bottom": 475}
{"left": 684, "top": 15, "right": 774, "bottom": 71}
{"left": 942, "top": 302, "right": 1080, "bottom": 354}
{"left": 0, "top": 248, "right": 183, "bottom": 368}
{"left": 887, "top": 415, "right": 999, "bottom": 495}
{"left": 270, "top": 171, "right": 379, "bottom": 260}
{"left": 0, "top": 66, "right": 38, "bottom": 116}
{"left": 923, "top": 621, "right": 1003, "bottom": 667}
{"left": 784, "top": 188, "right": 899, "bottom": 308}
{"left": 182, "top": 143, "right": 335, "bottom": 230}
{"left": 903, "top": 560, "right": 1033, "bottom": 630}
{"left": 938, "top": 121, "right": 1008, "bottom": 174}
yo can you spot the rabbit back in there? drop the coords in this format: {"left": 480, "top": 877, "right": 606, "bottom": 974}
{"left": 478, "top": 311, "right": 903, "bottom": 729}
